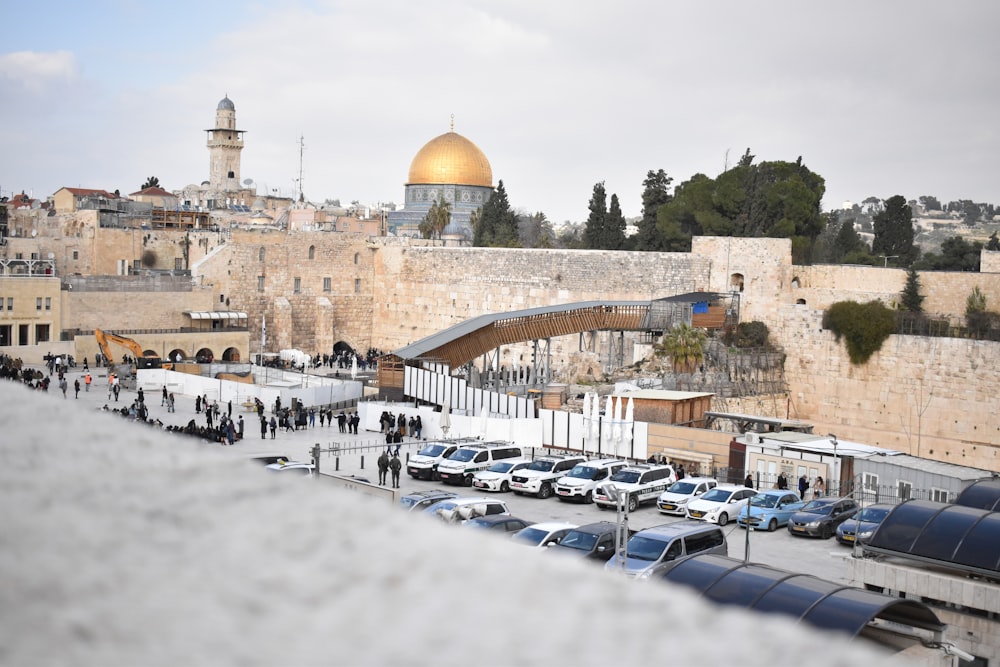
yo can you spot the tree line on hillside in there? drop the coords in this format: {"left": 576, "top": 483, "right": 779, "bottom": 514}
{"left": 416, "top": 152, "right": 998, "bottom": 270}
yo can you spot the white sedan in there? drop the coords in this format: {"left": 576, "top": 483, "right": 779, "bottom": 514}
{"left": 685, "top": 485, "right": 756, "bottom": 526}
{"left": 472, "top": 459, "right": 532, "bottom": 492}
{"left": 511, "top": 522, "right": 578, "bottom": 549}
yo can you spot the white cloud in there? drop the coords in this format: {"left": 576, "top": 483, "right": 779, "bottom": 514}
{"left": 0, "top": 50, "right": 78, "bottom": 92}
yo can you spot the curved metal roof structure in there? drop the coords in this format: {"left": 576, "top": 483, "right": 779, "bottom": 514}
{"left": 954, "top": 478, "right": 1000, "bottom": 511}
{"left": 864, "top": 499, "right": 1000, "bottom": 577}
{"left": 661, "top": 554, "right": 943, "bottom": 638}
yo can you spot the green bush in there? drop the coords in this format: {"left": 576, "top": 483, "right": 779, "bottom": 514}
{"left": 822, "top": 300, "right": 897, "bottom": 365}
{"left": 724, "top": 321, "right": 771, "bottom": 348}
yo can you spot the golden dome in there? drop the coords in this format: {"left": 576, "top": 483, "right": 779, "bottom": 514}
{"left": 407, "top": 131, "right": 493, "bottom": 188}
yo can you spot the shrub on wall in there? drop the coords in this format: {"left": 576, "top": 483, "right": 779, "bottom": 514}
{"left": 822, "top": 300, "right": 897, "bottom": 364}
{"left": 723, "top": 321, "right": 771, "bottom": 349}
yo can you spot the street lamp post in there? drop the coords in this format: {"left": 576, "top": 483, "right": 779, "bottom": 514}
{"left": 828, "top": 433, "right": 838, "bottom": 496}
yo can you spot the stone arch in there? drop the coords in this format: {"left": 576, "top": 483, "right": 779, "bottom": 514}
{"left": 796, "top": 298, "right": 807, "bottom": 305}
{"left": 730, "top": 273, "right": 744, "bottom": 292}
{"left": 167, "top": 348, "right": 186, "bottom": 363}
{"left": 308, "top": 245, "right": 316, "bottom": 260}
{"left": 222, "top": 347, "right": 241, "bottom": 362}
{"left": 195, "top": 347, "right": 215, "bottom": 363}
{"left": 333, "top": 341, "right": 355, "bottom": 355}
{"left": 791, "top": 276, "right": 800, "bottom": 289}
{"left": 258, "top": 247, "right": 265, "bottom": 262}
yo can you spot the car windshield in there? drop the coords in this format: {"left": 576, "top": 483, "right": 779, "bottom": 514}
{"left": 399, "top": 497, "right": 419, "bottom": 508}
{"left": 624, "top": 535, "right": 669, "bottom": 562}
{"left": 526, "top": 459, "right": 555, "bottom": 472}
{"left": 611, "top": 470, "right": 640, "bottom": 484}
{"left": 856, "top": 507, "right": 891, "bottom": 523}
{"left": 700, "top": 488, "right": 732, "bottom": 503}
{"left": 559, "top": 531, "right": 598, "bottom": 551}
{"left": 567, "top": 466, "right": 597, "bottom": 479}
{"left": 450, "top": 449, "right": 478, "bottom": 462}
{"left": 417, "top": 444, "right": 447, "bottom": 457}
{"left": 512, "top": 527, "right": 548, "bottom": 546}
{"left": 750, "top": 494, "right": 779, "bottom": 508}
{"left": 424, "top": 500, "right": 458, "bottom": 514}
{"left": 800, "top": 500, "right": 834, "bottom": 515}
{"left": 488, "top": 461, "right": 516, "bottom": 473}
{"left": 667, "top": 481, "right": 697, "bottom": 495}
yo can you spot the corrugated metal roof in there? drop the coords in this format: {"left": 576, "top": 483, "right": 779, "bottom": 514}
{"left": 870, "top": 453, "right": 996, "bottom": 482}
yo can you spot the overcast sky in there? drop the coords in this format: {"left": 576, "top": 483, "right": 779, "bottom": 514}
{"left": 2, "top": 0, "right": 997, "bottom": 223}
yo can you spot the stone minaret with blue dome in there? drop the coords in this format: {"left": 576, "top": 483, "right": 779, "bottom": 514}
{"left": 206, "top": 95, "right": 246, "bottom": 193}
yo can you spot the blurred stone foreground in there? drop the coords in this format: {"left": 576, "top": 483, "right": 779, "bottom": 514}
{"left": 0, "top": 382, "right": 883, "bottom": 666}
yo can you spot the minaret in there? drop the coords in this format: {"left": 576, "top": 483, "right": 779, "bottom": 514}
{"left": 205, "top": 95, "right": 245, "bottom": 192}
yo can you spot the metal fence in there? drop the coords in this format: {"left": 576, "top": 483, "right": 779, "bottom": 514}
{"left": 718, "top": 469, "right": 956, "bottom": 505}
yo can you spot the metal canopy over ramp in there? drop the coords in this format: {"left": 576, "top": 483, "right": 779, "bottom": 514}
{"left": 662, "top": 554, "right": 944, "bottom": 639}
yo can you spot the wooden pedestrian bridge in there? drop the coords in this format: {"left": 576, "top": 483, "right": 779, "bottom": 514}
{"left": 377, "top": 293, "right": 737, "bottom": 399}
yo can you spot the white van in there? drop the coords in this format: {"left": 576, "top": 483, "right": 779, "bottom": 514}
{"left": 554, "top": 458, "right": 627, "bottom": 503}
{"left": 436, "top": 443, "right": 524, "bottom": 486}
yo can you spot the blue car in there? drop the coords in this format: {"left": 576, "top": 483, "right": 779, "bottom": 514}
{"left": 736, "top": 490, "right": 805, "bottom": 532}
{"left": 836, "top": 503, "right": 893, "bottom": 546}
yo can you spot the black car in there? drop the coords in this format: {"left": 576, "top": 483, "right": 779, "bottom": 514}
{"left": 398, "top": 489, "right": 459, "bottom": 512}
{"left": 787, "top": 497, "right": 860, "bottom": 539}
{"left": 547, "top": 521, "right": 635, "bottom": 562}
{"left": 464, "top": 515, "right": 534, "bottom": 533}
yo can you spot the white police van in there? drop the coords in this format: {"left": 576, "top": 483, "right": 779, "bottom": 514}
{"left": 436, "top": 442, "right": 524, "bottom": 486}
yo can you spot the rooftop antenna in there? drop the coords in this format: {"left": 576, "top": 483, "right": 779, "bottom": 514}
{"left": 450, "top": 114, "right": 454, "bottom": 132}
{"left": 296, "top": 134, "right": 305, "bottom": 202}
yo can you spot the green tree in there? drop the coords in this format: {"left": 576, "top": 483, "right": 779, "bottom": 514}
{"left": 914, "top": 236, "right": 982, "bottom": 271}
{"left": 655, "top": 323, "right": 707, "bottom": 372}
{"left": 474, "top": 180, "right": 519, "bottom": 247}
{"left": 832, "top": 219, "right": 868, "bottom": 263}
{"left": 822, "top": 300, "right": 897, "bottom": 365}
{"left": 872, "top": 195, "right": 917, "bottom": 266}
{"left": 606, "top": 193, "right": 627, "bottom": 250}
{"left": 419, "top": 196, "right": 451, "bottom": 240}
{"left": 900, "top": 268, "right": 924, "bottom": 312}
{"left": 583, "top": 182, "right": 608, "bottom": 249}
{"left": 518, "top": 211, "right": 554, "bottom": 249}
{"left": 918, "top": 195, "right": 941, "bottom": 211}
{"left": 987, "top": 232, "right": 1000, "bottom": 251}
{"left": 141, "top": 176, "right": 160, "bottom": 190}
{"left": 633, "top": 169, "right": 673, "bottom": 251}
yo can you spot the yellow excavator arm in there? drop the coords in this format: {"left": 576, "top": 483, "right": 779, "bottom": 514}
{"left": 94, "top": 329, "right": 169, "bottom": 369}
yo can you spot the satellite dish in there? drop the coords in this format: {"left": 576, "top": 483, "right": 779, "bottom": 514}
{"left": 243, "top": 178, "right": 254, "bottom": 187}
{"left": 48, "top": 252, "right": 54, "bottom": 259}
{"left": 31, "top": 230, "right": 37, "bottom": 237}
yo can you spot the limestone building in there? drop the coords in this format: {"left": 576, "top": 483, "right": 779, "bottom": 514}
{"left": 387, "top": 119, "right": 494, "bottom": 242}
{"left": 177, "top": 96, "right": 255, "bottom": 211}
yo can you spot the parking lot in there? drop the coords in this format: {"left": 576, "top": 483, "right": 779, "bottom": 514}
{"left": 53, "top": 363, "right": 857, "bottom": 584}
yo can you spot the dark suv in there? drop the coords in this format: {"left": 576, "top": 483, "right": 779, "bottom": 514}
{"left": 546, "top": 521, "right": 636, "bottom": 562}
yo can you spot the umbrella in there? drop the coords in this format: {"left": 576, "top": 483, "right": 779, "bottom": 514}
{"left": 590, "top": 393, "right": 601, "bottom": 453}
{"left": 439, "top": 401, "right": 451, "bottom": 437}
{"left": 612, "top": 395, "right": 623, "bottom": 456}
{"left": 581, "top": 393, "right": 592, "bottom": 455}
{"left": 603, "top": 395, "right": 614, "bottom": 455}
{"left": 624, "top": 396, "right": 635, "bottom": 458}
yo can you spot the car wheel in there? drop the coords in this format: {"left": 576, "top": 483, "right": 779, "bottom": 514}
{"left": 821, "top": 525, "right": 832, "bottom": 539}
{"left": 432, "top": 470, "right": 441, "bottom": 481}
{"left": 463, "top": 475, "right": 473, "bottom": 487}
{"left": 627, "top": 495, "right": 638, "bottom": 512}
{"left": 584, "top": 490, "right": 593, "bottom": 504}
{"left": 500, "top": 481, "right": 509, "bottom": 493}
{"left": 596, "top": 503, "right": 607, "bottom": 510}
{"left": 538, "top": 484, "right": 553, "bottom": 499}
{"left": 717, "top": 512, "right": 729, "bottom": 526}
{"left": 767, "top": 518, "right": 778, "bottom": 532}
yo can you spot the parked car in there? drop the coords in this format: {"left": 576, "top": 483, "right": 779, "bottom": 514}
{"left": 464, "top": 515, "right": 534, "bottom": 534}
{"left": 511, "top": 522, "right": 578, "bottom": 549}
{"left": 593, "top": 464, "right": 676, "bottom": 512}
{"left": 398, "top": 489, "right": 459, "bottom": 512}
{"left": 656, "top": 477, "right": 718, "bottom": 515}
{"left": 685, "top": 484, "right": 756, "bottom": 526}
{"left": 472, "top": 458, "right": 532, "bottom": 492}
{"left": 836, "top": 503, "right": 893, "bottom": 545}
{"left": 421, "top": 496, "right": 511, "bottom": 523}
{"left": 546, "top": 521, "right": 633, "bottom": 562}
{"left": 265, "top": 460, "right": 314, "bottom": 476}
{"left": 554, "top": 458, "right": 627, "bottom": 503}
{"left": 604, "top": 521, "right": 728, "bottom": 579}
{"left": 406, "top": 441, "right": 461, "bottom": 480}
{"left": 437, "top": 444, "right": 524, "bottom": 486}
{"left": 735, "top": 490, "right": 806, "bottom": 531}
{"left": 787, "top": 497, "right": 860, "bottom": 538}
{"left": 509, "top": 454, "right": 587, "bottom": 499}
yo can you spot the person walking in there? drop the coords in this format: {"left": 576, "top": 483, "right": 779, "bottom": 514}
{"left": 776, "top": 472, "right": 788, "bottom": 490}
{"left": 377, "top": 451, "right": 390, "bottom": 486}
{"left": 814, "top": 476, "right": 825, "bottom": 499}
{"left": 744, "top": 473, "right": 754, "bottom": 489}
{"left": 84, "top": 373, "right": 91, "bottom": 392}
{"left": 798, "top": 474, "right": 808, "bottom": 499}
{"left": 161, "top": 385, "right": 168, "bottom": 407}
{"left": 389, "top": 453, "right": 402, "bottom": 488}
{"left": 269, "top": 416, "right": 277, "bottom": 439}
{"left": 260, "top": 415, "right": 268, "bottom": 439}
{"left": 168, "top": 393, "right": 175, "bottom": 413}
{"left": 59, "top": 376, "right": 68, "bottom": 399}
{"left": 237, "top": 415, "right": 244, "bottom": 440}
{"left": 74, "top": 378, "right": 80, "bottom": 398}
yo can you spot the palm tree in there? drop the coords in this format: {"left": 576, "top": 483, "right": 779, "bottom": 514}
{"left": 655, "top": 323, "right": 707, "bottom": 373}
{"left": 419, "top": 196, "right": 452, "bottom": 240}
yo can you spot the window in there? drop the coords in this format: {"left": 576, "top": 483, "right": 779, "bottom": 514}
{"left": 259, "top": 247, "right": 265, "bottom": 262}
{"left": 293, "top": 278, "right": 301, "bottom": 294}
{"left": 36, "top": 297, "right": 42, "bottom": 311}
{"left": 862, "top": 472, "right": 879, "bottom": 504}
{"left": 45, "top": 297, "right": 51, "bottom": 310}
{"left": 897, "top": 480, "right": 912, "bottom": 502}
{"left": 72, "top": 251, "right": 79, "bottom": 260}
{"left": 35, "top": 324, "right": 50, "bottom": 343}
{"left": 308, "top": 245, "right": 315, "bottom": 260}
{"left": 323, "top": 277, "right": 331, "bottom": 292}
{"left": 175, "top": 258, "right": 184, "bottom": 270}
{"left": 354, "top": 278, "right": 360, "bottom": 293}
{"left": 929, "top": 487, "right": 949, "bottom": 503}
{"left": 686, "top": 530, "right": 725, "bottom": 554}
{"left": 220, "top": 294, "right": 225, "bottom": 303}
{"left": 354, "top": 252, "right": 360, "bottom": 265}
{"left": 6, "top": 297, "right": 12, "bottom": 311}
{"left": 257, "top": 276, "right": 264, "bottom": 292}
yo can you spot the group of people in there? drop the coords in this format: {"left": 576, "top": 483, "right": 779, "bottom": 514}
{"left": 645, "top": 454, "right": 687, "bottom": 480}
{"left": 378, "top": 411, "right": 422, "bottom": 440}
{"left": 377, "top": 450, "right": 403, "bottom": 488}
